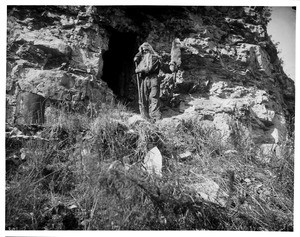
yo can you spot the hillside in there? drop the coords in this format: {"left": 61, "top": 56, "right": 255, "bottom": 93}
{"left": 6, "top": 6, "right": 294, "bottom": 230}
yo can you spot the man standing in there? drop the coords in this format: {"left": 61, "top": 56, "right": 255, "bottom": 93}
{"left": 134, "top": 42, "right": 162, "bottom": 122}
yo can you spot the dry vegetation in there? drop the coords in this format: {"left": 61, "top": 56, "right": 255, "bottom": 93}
{"left": 5, "top": 102, "right": 294, "bottom": 230}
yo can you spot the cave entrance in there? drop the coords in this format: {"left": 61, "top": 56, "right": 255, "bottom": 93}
{"left": 102, "top": 31, "right": 138, "bottom": 104}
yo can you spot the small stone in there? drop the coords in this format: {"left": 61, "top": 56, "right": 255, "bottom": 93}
{"left": 68, "top": 204, "right": 78, "bottom": 209}
{"left": 178, "top": 151, "right": 192, "bottom": 161}
{"left": 20, "top": 152, "right": 26, "bottom": 160}
{"left": 179, "top": 101, "right": 186, "bottom": 113}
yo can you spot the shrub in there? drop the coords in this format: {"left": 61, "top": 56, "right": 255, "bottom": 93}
{"left": 6, "top": 101, "right": 294, "bottom": 230}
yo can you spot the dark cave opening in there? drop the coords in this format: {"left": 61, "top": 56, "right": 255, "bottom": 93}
{"left": 102, "top": 30, "right": 138, "bottom": 103}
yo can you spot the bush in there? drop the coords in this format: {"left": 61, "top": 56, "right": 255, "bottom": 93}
{"left": 6, "top": 102, "right": 294, "bottom": 230}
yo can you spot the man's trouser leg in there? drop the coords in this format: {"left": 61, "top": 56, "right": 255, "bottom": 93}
{"left": 140, "top": 78, "right": 150, "bottom": 119}
{"left": 149, "top": 76, "right": 161, "bottom": 121}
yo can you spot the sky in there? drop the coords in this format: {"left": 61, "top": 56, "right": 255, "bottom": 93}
{"left": 267, "top": 7, "right": 296, "bottom": 80}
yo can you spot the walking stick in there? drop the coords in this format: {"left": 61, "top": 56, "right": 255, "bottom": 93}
{"left": 169, "top": 62, "right": 177, "bottom": 96}
{"left": 135, "top": 62, "right": 146, "bottom": 118}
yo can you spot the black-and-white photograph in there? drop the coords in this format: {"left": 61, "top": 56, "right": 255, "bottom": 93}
{"left": 4, "top": 1, "right": 296, "bottom": 233}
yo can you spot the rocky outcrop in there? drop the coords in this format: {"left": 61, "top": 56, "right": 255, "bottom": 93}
{"left": 148, "top": 7, "right": 294, "bottom": 157}
{"left": 7, "top": 6, "right": 113, "bottom": 124}
{"left": 6, "top": 6, "right": 294, "bottom": 157}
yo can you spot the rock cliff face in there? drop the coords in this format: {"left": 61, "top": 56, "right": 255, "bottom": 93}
{"left": 6, "top": 6, "right": 294, "bottom": 153}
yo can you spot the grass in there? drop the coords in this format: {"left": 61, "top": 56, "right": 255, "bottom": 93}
{"left": 5, "top": 102, "right": 294, "bottom": 230}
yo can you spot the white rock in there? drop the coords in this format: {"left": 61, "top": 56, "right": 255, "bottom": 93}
{"left": 20, "top": 152, "right": 27, "bottom": 160}
{"left": 179, "top": 151, "right": 192, "bottom": 161}
{"left": 189, "top": 178, "right": 228, "bottom": 207}
{"left": 68, "top": 204, "right": 78, "bottom": 209}
{"left": 144, "top": 146, "right": 162, "bottom": 177}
